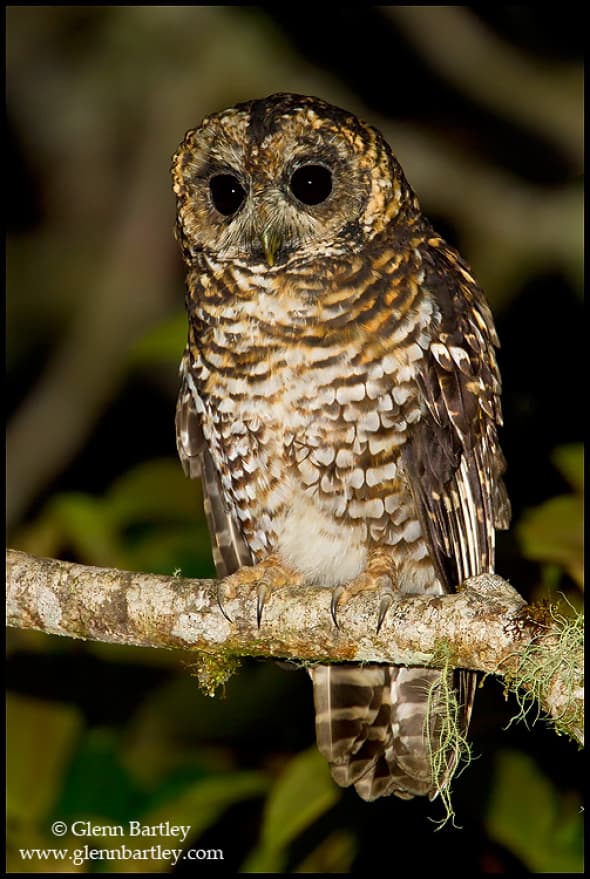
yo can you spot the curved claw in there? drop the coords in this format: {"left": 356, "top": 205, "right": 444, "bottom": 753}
{"left": 256, "top": 581, "right": 268, "bottom": 629}
{"left": 330, "top": 585, "right": 345, "bottom": 629}
{"left": 377, "top": 591, "right": 394, "bottom": 633}
{"left": 217, "top": 582, "right": 234, "bottom": 624}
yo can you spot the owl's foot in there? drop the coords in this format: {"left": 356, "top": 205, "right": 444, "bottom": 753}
{"left": 217, "top": 554, "right": 304, "bottom": 627}
{"left": 331, "top": 549, "right": 398, "bottom": 633}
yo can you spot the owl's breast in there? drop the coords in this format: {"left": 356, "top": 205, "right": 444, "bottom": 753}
{"left": 191, "top": 257, "right": 438, "bottom": 581}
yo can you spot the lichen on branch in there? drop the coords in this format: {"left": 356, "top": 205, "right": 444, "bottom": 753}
{"left": 5, "top": 549, "right": 583, "bottom": 747}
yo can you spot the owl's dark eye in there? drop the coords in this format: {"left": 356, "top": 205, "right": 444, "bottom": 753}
{"left": 209, "top": 174, "right": 246, "bottom": 216}
{"left": 289, "top": 164, "right": 332, "bottom": 206}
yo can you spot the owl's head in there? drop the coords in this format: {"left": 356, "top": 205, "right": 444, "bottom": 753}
{"left": 172, "top": 93, "right": 416, "bottom": 268}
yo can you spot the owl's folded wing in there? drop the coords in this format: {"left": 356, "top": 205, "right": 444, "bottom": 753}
{"left": 403, "top": 239, "right": 510, "bottom": 594}
{"left": 176, "top": 348, "right": 253, "bottom": 577}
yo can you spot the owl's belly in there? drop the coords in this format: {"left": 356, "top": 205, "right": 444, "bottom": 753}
{"left": 274, "top": 487, "right": 367, "bottom": 586}
{"left": 206, "top": 347, "right": 427, "bottom": 586}
{"left": 217, "top": 431, "right": 368, "bottom": 586}
{"left": 208, "top": 388, "right": 366, "bottom": 577}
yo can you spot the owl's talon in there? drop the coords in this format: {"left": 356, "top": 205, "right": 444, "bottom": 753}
{"left": 377, "top": 592, "right": 394, "bottom": 633}
{"left": 331, "top": 586, "right": 345, "bottom": 629}
{"left": 216, "top": 556, "right": 300, "bottom": 626}
{"left": 217, "top": 583, "right": 234, "bottom": 624}
{"left": 256, "top": 581, "right": 268, "bottom": 628}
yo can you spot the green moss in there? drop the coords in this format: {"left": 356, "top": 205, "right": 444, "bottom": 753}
{"left": 425, "top": 644, "right": 473, "bottom": 828}
{"left": 505, "top": 603, "right": 583, "bottom": 742}
{"left": 186, "top": 651, "right": 242, "bottom": 698}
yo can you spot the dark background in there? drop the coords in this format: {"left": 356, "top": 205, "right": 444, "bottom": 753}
{"left": 7, "top": 7, "right": 583, "bottom": 874}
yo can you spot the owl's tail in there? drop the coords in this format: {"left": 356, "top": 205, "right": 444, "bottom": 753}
{"left": 310, "top": 663, "right": 474, "bottom": 801}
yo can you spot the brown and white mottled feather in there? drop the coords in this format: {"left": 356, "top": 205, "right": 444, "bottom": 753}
{"left": 176, "top": 349, "right": 253, "bottom": 577}
{"left": 172, "top": 93, "right": 509, "bottom": 802}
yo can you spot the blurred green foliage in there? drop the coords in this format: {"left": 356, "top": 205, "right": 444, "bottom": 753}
{"left": 7, "top": 692, "right": 271, "bottom": 874}
{"left": 6, "top": 688, "right": 356, "bottom": 874}
{"left": 13, "top": 458, "right": 214, "bottom": 578}
{"left": 242, "top": 748, "right": 345, "bottom": 873}
{"left": 486, "top": 750, "right": 583, "bottom": 873}
{"left": 518, "top": 444, "right": 583, "bottom": 594}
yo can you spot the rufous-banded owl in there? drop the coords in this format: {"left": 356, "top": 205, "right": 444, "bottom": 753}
{"left": 172, "top": 93, "right": 510, "bottom": 801}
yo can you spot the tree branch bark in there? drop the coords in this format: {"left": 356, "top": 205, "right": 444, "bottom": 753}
{"left": 6, "top": 549, "right": 583, "bottom": 746}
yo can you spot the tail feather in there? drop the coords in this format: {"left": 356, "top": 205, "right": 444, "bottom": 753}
{"left": 311, "top": 663, "right": 471, "bottom": 801}
{"left": 312, "top": 665, "right": 391, "bottom": 788}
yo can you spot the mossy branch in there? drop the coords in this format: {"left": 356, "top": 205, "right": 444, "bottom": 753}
{"left": 6, "top": 549, "right": 583, "bottom": 746}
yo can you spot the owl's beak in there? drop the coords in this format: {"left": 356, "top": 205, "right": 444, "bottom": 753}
{"left": 260, "top": 227, "right": 282, "bottom": 267}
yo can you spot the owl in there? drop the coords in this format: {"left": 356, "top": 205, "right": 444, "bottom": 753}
{"left": 171, "top": 93, "right": 510, "bottom": 801}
